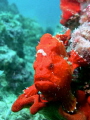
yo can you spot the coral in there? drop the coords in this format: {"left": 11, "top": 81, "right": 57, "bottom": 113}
{"left": 0, "top": 70, "right": 7, "bottom": 88}
{"left": 60, "top": 0, "right": 80, "bottom": 25}
{"left": 0, "top": 0, "right": 19, "bottom": 14}
{"left": 0, "top": 9, "right": 43, "bottom": 92}
{"left": 69, "top": 22, "right": 90, "bottom": 68}
{"left": 60, "top": 0, "right": 90, "bottom": 29}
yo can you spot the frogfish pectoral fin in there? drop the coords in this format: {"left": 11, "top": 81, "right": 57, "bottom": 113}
{"left": 62, "top": 92, "right": 77, "bottom": 113}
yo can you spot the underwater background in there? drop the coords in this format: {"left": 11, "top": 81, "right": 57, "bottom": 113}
{"left": 0, "top": 0, "right": 63, "bottom": 120}
{"left": 8, "top": 0, "right": 60, "bottom": 30}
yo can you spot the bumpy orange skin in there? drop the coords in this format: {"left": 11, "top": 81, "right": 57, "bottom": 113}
{"left": 11, "top": 84, "right": 47, "bottom": 114}
{"left": 11, "top": 33, "right": 75, "bottom": 114}
{"left": 34, "top": 34, "right": 73, "bottom": 103}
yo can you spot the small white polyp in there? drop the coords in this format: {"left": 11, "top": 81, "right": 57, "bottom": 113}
{"left": 37, "top": 49, "right": 47, "bottom": 56}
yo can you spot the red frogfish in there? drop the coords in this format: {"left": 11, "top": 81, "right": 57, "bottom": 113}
{"left": 11, "top": 33, "right": 76, "bottom": 114}
{"left": 34, "top": 33, "right": 76, "bottom": 112}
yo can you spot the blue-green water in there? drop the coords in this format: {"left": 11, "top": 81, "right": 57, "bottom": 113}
{"left": 8, "top": 0, "right": 60, "bottom": 29}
